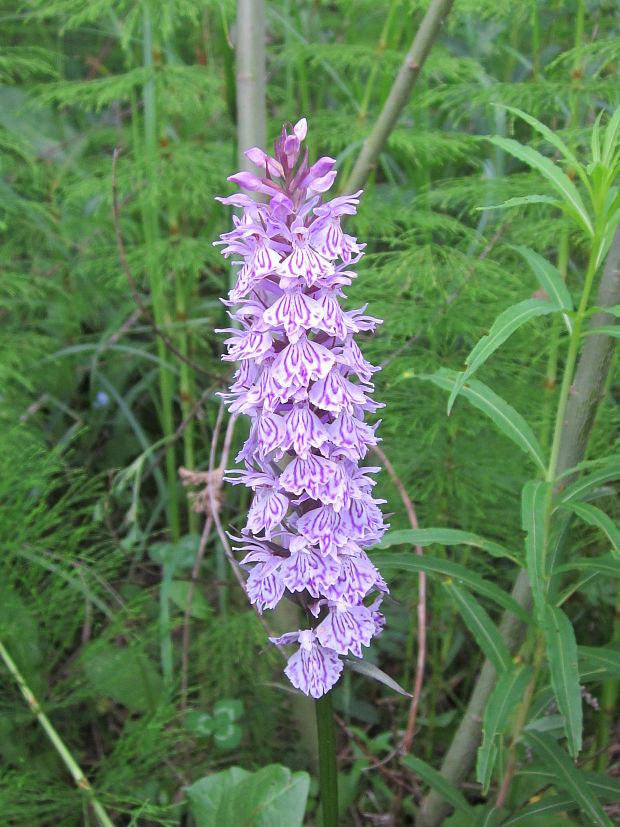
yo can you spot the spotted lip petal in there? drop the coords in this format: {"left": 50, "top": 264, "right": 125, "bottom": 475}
{"left": 215, "top": 119, "right": 387, "bottom": 697}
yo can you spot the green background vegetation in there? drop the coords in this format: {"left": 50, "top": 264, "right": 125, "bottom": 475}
{"left": 1, "top": 0, "right": 618, "bottom": 824}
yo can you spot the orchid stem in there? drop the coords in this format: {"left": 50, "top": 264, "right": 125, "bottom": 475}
{"left": 316, "top": 691, "right": 339, "bottom": 827}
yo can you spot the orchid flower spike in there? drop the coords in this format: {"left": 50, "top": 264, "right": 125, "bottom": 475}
{"left": 214, "top": 119, "right": 388, "bottom": 698}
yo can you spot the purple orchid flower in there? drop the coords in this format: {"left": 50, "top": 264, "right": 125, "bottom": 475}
{"left": 215, "top": 118, "right": 388, "bottom": 699}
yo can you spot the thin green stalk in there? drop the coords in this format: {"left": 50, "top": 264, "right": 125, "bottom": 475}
{"left": 142, "top": 3, "right": 180, "bottom": 541}
{"left": 531, "top": 0, "right": 540, "bottom": 82}
{"left": 0, "top": 639, "right": 115, "bottom": 827}
{"left": 341, "top": 0, "right": 455, "bottom": 195}
{"left": 596, "top": 580, "right": 620, "bottom": 771}
{"left": 316, "top": 691, "right": 339, "bottom": 827}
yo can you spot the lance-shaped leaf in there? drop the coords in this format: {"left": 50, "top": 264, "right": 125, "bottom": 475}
{"left": 488, "top": 135, "right": 594, "bottom": 237}
{"left": 522, "top": 480, "right": 551, "bottom": 619}
{"left": 447, "top": 299, "right": 557, "bottom": 413}
{"left": 555, "top": 554, "right": 620, "bottom": 578}
{"left": 578, "top": 645, "right": 620, "bottom": 679}
{"left": 501, "top": 793, "right": 576, "bottom": 826}
{"left": 558, "top": 501, "right": 620, "bottom": 556}
{"left": 543, "top": 605, "right": 582, "bottom": 756}
{"left": 444, "top": 582, "right": 512, "bottom": 673}
{"left": 524, "top": 731, "right": 613, "bottom": 826}
{"left": 478, "top": 193, "right": 558, "bottom": 212}
{"left": 512, "top": 244, "right": 573, "bottom": 333}
{"left": 378, "top": 525, "right": 517, "bottom": 562}
{"left": 423, "top": 369, "right": 546, "bottom": 472}
{"left": 372, "top": 552, "right": 530, "bottom": 622}
{"left": 401, "top": 755, "right": 474, "bottom": 817}
{"left": 476, "top": 664, "right": 533, "bottom": 793}
{"left": 345, "top": 657, "right": 411, "bottom": 696}
{"left": 557, "top": 460, "right": 620, "bottom": 504}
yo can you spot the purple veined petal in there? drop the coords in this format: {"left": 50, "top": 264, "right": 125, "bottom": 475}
{"left": 253, "top": 240, "right": 282, "bottom": 278}
{"left": 284, "top": 631, "right": 343, "bottom": 698}
{"left": 224, "top": 466, "right": 276, "bottom": 490}
{"left": 246, "top": 563, "right": 286, "bottom": 613}
{"left": 315, "top": 290, "right": 350, "bottom": 339}
{"left": 309, "top": 217, "right": 346, "bottom": 260}
{"left": 327, "top": 412, "right": 379, "bottom": 460}
{"left": 270, "top": 335, "right": 335, "bottom": 390}
{"left": 282, "top": 403, "right": 329, "bottom": 458}
{"left": 222, "top": 329, "right": 274, "bottom": 362}
{"left": 256, "top": 411, "right": 287, "bottom": 457}
{"left": 279, "top": 543, "right": 341, "bottom": 597}
{"left": 323, "top": 551, "right": 380, "bottom": 602}
{"left": 279, "top": 454, "right": 338, "bottom": 500}
{"left": 342, "top": 495, "right": 388, "bottom": 544}
{"left": 246, "top": 489, "right": 290, "bottom": 537}
{"left": 316, "top": 461, "right": 357, "bottom": 512}
{"left": 309, "top": 369, "right": 368, "bottom": 414}
{"left": 338, "top": 337, "right": 380, "bottom": 379}
{"left": 245, "top": 146, "right": 285, "bottom": 178}
{"left": 345, "top": 304, "right": 383, "bottom": 332}
{"left": 297, "top": 505, "right": 348, "bottom": 555}
{"left": 269, "top": 631, "right": 300, "bottom": 646}
{"left": 316, "top": 601, "right": 376, "bottom": 657}
{"left": 278, "top": 244, "right": 334, "bottom": 287}
{"left": 262, "top": 290, "right": 325, "bottom": 341}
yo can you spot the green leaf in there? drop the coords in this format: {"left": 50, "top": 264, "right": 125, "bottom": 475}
{"left": 542, "top": 605, "right": 582, "bottom": 756}
{"left": 512, "top": 245, "right": 573, "bottom": 320}
{"left": 602, "top": 104, "right": 620, "bottom": 167}
{"left": 448, "top": 299, "right": 556, "bottom": 413}
{"left": 372, "top": 552, "right": 530, "bottom": 622}
{"left": 185, "top": 711, "right": 214, "bottom": 737}
{"left": 378, "top": 525, "right": 517, "bottom": 561}
{"left": 488, "top": 135, "right": 594, "bottom": 236}
{"left": 185, "top": 764, "right": 310, "bottom": 827}
{"left": 149, "top": 533, "right": 201, "bottom": 570}
{"left": 558, "top": 461, "right": 620, "bottom": 504}
{"left": 500, "top": 105, "right": 586, "bottom": 188}
{"left": 578, "top": 645, "right": 620, "bottom": 678}
{"left": 501, "top": 793, "right": 576, "bottom": 826}
{"left": 401, "top": 755, "right": 474, "bottom": 817}
{"left": 168, "top": 580, "right": 212, "bottom": 619}
{"left": 478, "top": 194, "right": 558, "bottom": 211}
{"left": 422, "top": 370, "right": 546, "bottom": 473}
{"left": 524, "top": 731, "right": 613, "bottom": 826}
{"left": 522, "top": 481, "right": 552, "bottom": 619}
{"left": 345, "top": 658, "right": 411, "bottom": 696}
{"left": 80, "top": 643, "right": 162, "bottom": 713}
{"left": 477, "top": 665, "right": 533, "bottom": 793}
{"left": 555, "top": 554, "right": 620, "bottom": 578}
{"left": 559, "top": 501, "right": 620, "bottom": 556}
{"left": 444, "top": 582, "right": 512, "bottom": 673}
{"left": 584, "top": 324, "right": 620, "bottom": 338}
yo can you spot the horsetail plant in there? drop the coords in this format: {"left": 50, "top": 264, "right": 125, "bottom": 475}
{"left": 215, "top": 118, "right": 389, "bottom": 825}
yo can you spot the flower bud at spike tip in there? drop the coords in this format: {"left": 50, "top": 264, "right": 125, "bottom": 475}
{"left": 214, "top": 120, "right": 388, "bottom": 698}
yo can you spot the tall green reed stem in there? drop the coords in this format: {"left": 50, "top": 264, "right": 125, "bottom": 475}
{"left": 316, "top": 691, "right": 339, "bottom": 827}
{"left": 141, "top": 3, "right": 180, "bottom": 541}
{"left": 0, "top": 639, "right": 115, "bottom": 827}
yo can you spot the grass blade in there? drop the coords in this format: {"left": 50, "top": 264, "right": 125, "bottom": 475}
{"left": 444, "top": 582, "right": 512, "bottom": 673}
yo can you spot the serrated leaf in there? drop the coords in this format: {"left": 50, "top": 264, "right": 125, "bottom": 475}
{"left": 489, "top": 135, "right": 593, "bottom": 236}
{"left": 401, "top": 755, "right": 474, "bottom": 817}
{"left": 448, "top": 299, "right": 556, "bottom": 413}
{"left": 422, "top": 370, "right": 546, "bottom": 473}
{"left": 543, "top": 605, "right": 582, "bottom": 756}
{"left": 512, "top": 245, "right": 573, "bottom": 333}
{"left": 372, "top": 552, "right": 530, "bottom": 622}
{"left": 477, "top": 665, "right": 533, "bottom": 793}
{"left": 524, "top": 731, "right": 612, "bottom": 826}
{"left": 378, "top": 525, "right": 517, "bottom": 561}
{"left": 444, "top": 582, "right": 512, "bottom": 672}
{"left": 522, "top": 481, "right": 551, "bottom": 619}
{"left": 559, "top": 501, "right": 620, "bottom": 555}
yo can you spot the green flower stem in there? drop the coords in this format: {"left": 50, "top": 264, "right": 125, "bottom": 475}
{"left": 316, "top": 691, "right": 339, "bottom": 827}
{"left": 142, "top": 2, "right": 180, "bottom": 541}
{"left": 0, "top": 639, "right": 115, "bottom": 827}
{"left": 596, "top": 580, "right": 620, "bottom": 771}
